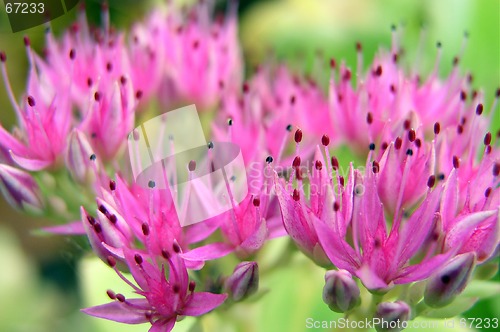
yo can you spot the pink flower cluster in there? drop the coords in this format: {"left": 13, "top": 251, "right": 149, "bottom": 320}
{"left": 0, "top": 2, "right": 498, "bottom": 331}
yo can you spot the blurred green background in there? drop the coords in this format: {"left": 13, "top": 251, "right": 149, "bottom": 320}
{"left": 0, "top": 0, "right": 498, "bottom": 331}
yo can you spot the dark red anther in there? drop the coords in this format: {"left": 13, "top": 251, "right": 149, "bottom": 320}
{"left": 109, "top": 214, "right": 117, "bottom": 224}
{"left": 87, "top": 215, "right": 96, "bottom": 225}
{"left": 356, "top": 41, "right": 362, "bottom": 52}
{"left": 161, "top": 249, "right": 171, "bottom": 260}
{"left": 0, "top": 52, "right": 5, "bottom": 62}
{"left": 292, "top": 189, "right": 300, "bottom": 201}
{"left": 493, "top": 163, "right": 500, "bottom": 177}
{"left": 120, "top": 76, "right": 127, "bottom": 85}
{"left": 116, "top": 294, "right": 125, "bottom": 302}
{"left": 484, "top": 187, "right": 492, "bottom": 198}
{"left": 453, "top": 56, "right": 459, "bottom": 66}
{"left": 173, "top": 284, "right": 181, "bottom": 293}
{"left": 476, "top": 104, "right": 484, "bottom": 115}
{"left": 107, "top": 256, "right": 116, "bottom": 267}
{"left": 434, "top": 122, "right": 441, "bottom": 135}
{"left": 242, "top": 82, "right": 249, "bottom": 93}
{"left": 390, "top": 84, "right": 396, "bottom": 93}
{"left": 372, "top": 161, "right": 380, "bottom": 174}
{"left": 294, "top": 129, "right": 303, "bottom": 143}
{"left": 134, "top": 254, "right": 143, "bottom": 265}
{"left": 457, "top": 125, "right": 464, "bottom": 134}
{"left": 189, "top": 281, "right": 196, "bottom": 292}
{"left": 427, "top": 175, "right": 436, "bottom": 188}
{"left": 331, "top": 156, "right": 339, "bottom": 171}
{"left": 315, "top": 160, "right": 323, "bottom": 170}
{"left": 106, "top": 290, "right": 116, "bottom": 300}
{"left": 27, "top": 96, "right": 35, "bottom": 107}
{"left": 142, "top": 223, "right": 150, "bottom": 236}
{"left": 330, "top": 58, "right": 336, "bottom": 69}
{"left": 321, "top": 134, "right": 330, "bottom": 146}
{"left": 484, "top": 132, "right": 492, "bottom": 146}
{"left": 109, "top": 180, "right": 116, "bottom": 191}
{"left": 23, "top": 36, "right": 30, "bottom": 46}
{"left": 292, "top": 156, "right": 301, "bottom": 168}
{"left": 333, "top": 202, "right": 340, "bottom": 212}
{"left": 339, "top": 176, "right": 345, "bottom": 187}
{"left": 415, "top": 138, "right": 422, "bottom": 148}
{"left": 366, "top": 112, "right": 373, "bottom": 124}
{"left": 342, "top": 69, "right": 352, "bottom": 81}
{"left": 69, "top": 49, "right": 76, "bottom": 60}
{"left": 106, "top": 62, "right": 113, "bottom": 72}
{"left": 374, "top": 65, "right": 382, "bottom": 76}
{"left": 408, "top": 129, "right": 416, "bottom": 142}
{"left": 381, "top": 142, "right": 389, "bottom": 150}
{"left": 188, "top": 160, "right": 196, "bottom": 172}
{"left": 94, "top": 91, "right": 101, "bottom": 101}
{"left": 290, "top": 95, "right": 296, "bottom": 105}
{"left": 98, "top": 204, "right": 108, "bottom": 214}
{"left": 253, "top": 197, "right": 260, "bottom": 207}
{"left": 395, "top": 137, "right": 402, "bottom": 150}
{"left": 173, "top": 242, "right": 181, "bottom": 253}
{"left": 496, "top": 88, "right": 500, "bottom": 98}
{"left": 403, "top": 119, "right": 411, "bottom": 130}
{"left": 460, "top": 91, "right": 467, "bottom": 101}
{"left": 453, "top": 156, "right": 460, "bottom": 169}
{"left": 135, "top": 90, "right": 143, "bottom": 99}
{"left": 92, "top": 221, "right": 102, "bottom": 232}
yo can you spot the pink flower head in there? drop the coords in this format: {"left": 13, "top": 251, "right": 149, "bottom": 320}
{"left": 328, "top": 31, "right": 483, "bottom": 156}
{"left": 276, "top": 143, "right": 457, "bottom": 290}
{"left": 0, "top": 49, "right": 72, "bottom": 170}
{"left": 82, "top": 249, "right": 227, "bottom": 332}
{"left": 79, "top": 77, "right": 136, "bottom": 160}
{"left": 81, "top": 174, "right": 228, "bottom": 269}
{"left": 150, "top": 1, "right": 242, "bottom": 108}
{"left": 42, "top": 7, "right": 135, "bottom": 108}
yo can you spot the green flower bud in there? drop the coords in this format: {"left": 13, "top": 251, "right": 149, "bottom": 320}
{"left": 322, "top": 269, "right": 361, "bottom": 313}
{"left": 225, "top": 261, "right": 259, "bottom": 301}
{"left": 424, "top": 252, "right": 476, "bottom": 308}
{"left": 374, "top": 301, "right": 411, "bottom": 332}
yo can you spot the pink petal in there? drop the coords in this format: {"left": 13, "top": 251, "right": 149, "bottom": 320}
{"left": 446, "top": 210, "right": 497, "bottom": 250}
{"left": 313, "top": 216, "right": 360, "bottom": 271}
{"left": 181, "top": 243, "right": 234, "bottom": 261}
{"left": 394, "top": 251, "right": 453, "bottom": 284}
{"left": 41, "top": 221, "right": 85, "bottom": 235}
{"left": 356, "top": 264, "right": 389, "bottom": 290}
{"left": 81, "top": 299, "right": 150, "bottom": 324}
{"left": 10, "top": 150, "right": 52, "bottom": 171}
{"left": 149, "top": 319, "right": 175, "bottom": 332}
{"left": 182, "top": 292, "right": 227, "bottom": 316}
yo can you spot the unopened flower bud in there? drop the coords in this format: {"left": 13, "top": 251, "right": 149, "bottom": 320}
{"left": 65, "top": 129, "right": 95, "bottom": 183}
{"left": 374, "top": 301, "right": 410, "bottom": 332}
{"left": 225, "top": 261, "right": 259, "bottom": 301}
{"left": 424, "top": 252, "right": 476, "bottom": 308}
{"left": 322, "top": 269, "right": 361, "bottom": 313}
{"left": 0, "top": 164, "right": 43, "bottom": 213}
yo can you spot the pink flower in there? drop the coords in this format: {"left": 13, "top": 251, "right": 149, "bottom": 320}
{"left": 328, "top": 33, "right": 491, "bottom": 156}
{"left": 0, "top": 163, "right": 43, "bottom": 213}
{"left": 0, "top": 50, "right": 72, "bottom": 170}
{"left": 276, "top": 143, "right": 455, "bottom": 290}
{"left": 81, "top": 175, "right": 224, "bottom": 269}
{"left": 146, "top": 1, "right": 242, "bottom": 109}
{"left": 82, "top": 249, "right": 227, "bottom": 331}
